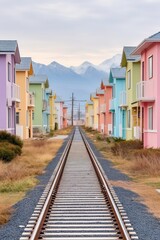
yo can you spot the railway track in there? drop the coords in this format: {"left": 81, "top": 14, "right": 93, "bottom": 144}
{"left": 20, "top": 127, "right": 138, "bottom": 240}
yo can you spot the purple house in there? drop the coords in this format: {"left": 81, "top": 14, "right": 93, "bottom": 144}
{"left": 0, "top": 40, "right": 21, "bottom": 134}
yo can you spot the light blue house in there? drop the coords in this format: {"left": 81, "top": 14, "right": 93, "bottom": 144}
{"left": 109, "top": 67, "right": 126, "bottom": 139}
{"left": 43, "top": 88, "right": 52, "bottom": 133}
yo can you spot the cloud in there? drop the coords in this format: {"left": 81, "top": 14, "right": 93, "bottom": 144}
{"left": 0, "top": 0, "right": 160, "bottom": 65}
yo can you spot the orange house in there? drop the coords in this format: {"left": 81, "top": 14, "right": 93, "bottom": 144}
{"left": 101, "top": 79, "right": 112, "bottom": 135}
{"left": 16, "top": 57, "right": 34, "bottom": 139}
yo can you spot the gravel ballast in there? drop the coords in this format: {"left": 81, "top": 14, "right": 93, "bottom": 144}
{"left": 86, "top": 135, "right": 160, "bottom": 240}
{"left": 0, "top": 130, "right": 160, "bottom": 240}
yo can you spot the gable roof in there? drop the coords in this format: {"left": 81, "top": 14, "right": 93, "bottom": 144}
{"left": 96, "top": 88, "right": 104, "bottom": 95}
{"left": 16, "top": 57, "right": 32, "bottom": 71}
{"left": 0, "top": 40, "right": 21, "bottom": 63}
{"left": 55, "top": 96, "right": 64, "bottom": 103}
{"left": 121, "top": 46, "right": 140, "bottom": 67}
{"left": 101, "top": 78, "right": 112, "bottom": 89}
{"left": 90, "top": 92, "right": 98, "bottom": 100}
{"left": 110, "top": 67, "right": 126, "bottom": 79}
{"left": 29, "top": 75, "right": 48, "bottom": 84}
{"left": 87, "top": 100, "right": 93, "bottom": 105}
{"left": 45, "top": 88, "right": 52, "bottom": 94}
{"left": 132, "top": 32, "right": 160, "bottom": 55}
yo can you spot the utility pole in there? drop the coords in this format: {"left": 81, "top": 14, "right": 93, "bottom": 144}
{"left": 71, "top": 93, "right": 74, "bottom": 126}
{"left": 78, "top": 103, "right": 80, "bottom": 120}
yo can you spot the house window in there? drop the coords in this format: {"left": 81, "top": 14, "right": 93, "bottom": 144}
{"left": 128, "top": 70, "right": 131, "bottom": 89}
{"left": 127, "top": 110, "right": 131, "bottom": 128}
{"left": 148, "top": 56, "right": 153, "bottom": 79}
{"left": 8, "top": 62, "right": 11, "bottom": 82}
{"left": 16, "top": 112, "right": 20, "bottom": 124}
{"left": 32, "top": 112, "right": 34, "bottom": 120}
{"left": 148, "top": 106, "right": 153, "bottom": 130}
{"left": 8, "top": 108, "right": 12, "bottom": 128}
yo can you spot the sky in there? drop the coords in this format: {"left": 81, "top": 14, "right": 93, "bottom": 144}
{"left": 1, "top": 0, "right": 160, "bottom": 66}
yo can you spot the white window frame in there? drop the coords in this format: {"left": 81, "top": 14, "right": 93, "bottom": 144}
{"left": 127, "top": 70, "right": 131, "bottom": 89}
{"left": 148, "top": 106, "right": 153, "bottom": 130}
{"left": 148, "top": 55, "right": 153, "bottom": 79}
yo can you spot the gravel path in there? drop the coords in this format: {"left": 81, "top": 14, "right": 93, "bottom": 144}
{"left": 85, "top": 134, "right": 160, "bottom": 240}
{"left": 0, "top": 130, "right": 160, "bottom": 240}
{"left": 0, "top": 137, "right": 69, "bottom": 240}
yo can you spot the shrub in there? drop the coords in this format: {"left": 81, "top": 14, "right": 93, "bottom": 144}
{"left": 0, "top": 131, "right": 23, "bottom": 148}
{"left": 111, "top": 140, "right": 143, "bottom": 158}
{"left": 96, "top": 134, "right": 105, "bottom": 141}
{"left": 0, "top": 142, "right": 22, "bottom": 163}
{"left": 131, "top": 148, "right": 160, "bottom": 176}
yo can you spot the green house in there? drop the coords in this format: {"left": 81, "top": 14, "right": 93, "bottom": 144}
{"left": 121, "top": 47, "right": 141, "bottom": 140}
{"left": 29, "top": 75, "right": 48, "bottom": 134}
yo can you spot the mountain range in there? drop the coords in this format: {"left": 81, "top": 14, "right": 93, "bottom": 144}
{"left": 32, "top": 54, "right": 121, "bottom": 112}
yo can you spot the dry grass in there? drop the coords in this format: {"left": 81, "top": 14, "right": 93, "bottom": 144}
{"left": 83, "top": 127, "right": 160, "bottom": 218}
{"left": 0, "top": 138, "right": 63, "bottom": 225}
{"left": 54, "top": 126, "right": 73, "bottom": 135}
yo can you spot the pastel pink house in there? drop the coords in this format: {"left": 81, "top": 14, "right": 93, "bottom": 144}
{"left": 101, "top": 79, "right": 112, "bottom": 135}
{"left": 132, "top": 32, "right": 160, "bottom": 148}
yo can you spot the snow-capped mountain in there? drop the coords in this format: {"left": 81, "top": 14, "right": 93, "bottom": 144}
{"left": 32, "top": 54, "right": 121, "bottom": 103}
{"left": 71, "top": 61, "right": 96, "bottom": 74}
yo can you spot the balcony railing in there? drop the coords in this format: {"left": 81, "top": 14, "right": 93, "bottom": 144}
{"left": 100, "top": 103, "right": 106, "bottom": 113}
{"left": 136, "top": 80, "right": 155, "bottom": 102}
{"left": 28, "top": 93, "right": 35, "bottom": 107}
{"left": 12, "top": 83, "right": 20, "bottom": 102}
{"left": 119, "top": 91, "right": 127, "bottom": 107}
{"left": 109, "top": 98, "right": 115, "bottom": 111}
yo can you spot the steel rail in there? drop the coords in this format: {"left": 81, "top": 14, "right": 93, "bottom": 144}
{"left": 79, "top": 128, "right": 132, "bottom": 240}
{"left": 29, "top": 130, "right": 75, "bottom": 240}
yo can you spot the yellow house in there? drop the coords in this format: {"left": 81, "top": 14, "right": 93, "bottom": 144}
{"left": 85, "top": 100, "right": 94, "bottom": 128}
{"left": 16, "top": 57, "right": 34, "bottom": 139}
{"left": 49, "top": 93, "right": 56, "bottom": 131}
{"left": 90, "top": 93, "right": 99, "bottom": 130}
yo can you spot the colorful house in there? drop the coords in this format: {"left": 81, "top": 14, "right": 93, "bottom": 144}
{"left": 16, "top": 57, "right": 35, "bottom": 139}
{"left": 121, "top": 47, "right": 141, "bottom": 140}
{"left": 49, "top": 93, "right": 56, "bottom": 131}
{"left": 0, "top": 40, "right": 21, "bottom": 135}
{"left": 85, "top": 100, "right": 94, "bottom": 128}
{"left": 90, "top": 93, "right": 99, "bottom": 130}
{"left": 109, "top": 67, "right": 126, "bottom": 138}
{"left": 63, "top": 105, "right": 68, "bottom": 128}
{"left": 101, "top": 79, "right": 112, "bottom": 135}
{"left": 96, "top": 88, "right": 105, "bottom": 133}
{"left": 43, "top": 88, "right": 52, "bottom": 133}
{"left": 132, "top": 32, "right": 160, "bottom": 148}
{"left": 55, "top": 96, "right": 64, "bottom": 129}
{"left": 29, "top": 75, "right": 48, "bottom": 134}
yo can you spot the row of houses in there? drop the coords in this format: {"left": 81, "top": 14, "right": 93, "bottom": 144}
{"left": 0, "top": 40, "right": 68, "bottom": 139}
{"left": 85, "top": 32, "right": 160, "bottom": 149}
